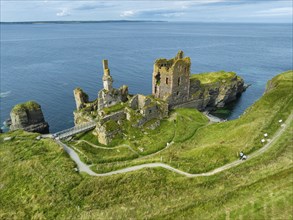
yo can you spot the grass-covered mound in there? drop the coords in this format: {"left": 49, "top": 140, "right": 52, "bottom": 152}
{"left": 0, "top": 115, "right": 292, "bottom": 219}
{"left": 190, "top": 71, "right": 241, "bottom": 84}
{"left": 11, "top": 101, "right": 41, "bottom": 113}
{"left": 72, "top": 141, "right": 139, "bottom": 164}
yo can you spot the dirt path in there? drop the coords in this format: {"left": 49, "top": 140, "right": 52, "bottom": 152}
{"left": 56, "top": 113, "right": 292, "bottom": 177}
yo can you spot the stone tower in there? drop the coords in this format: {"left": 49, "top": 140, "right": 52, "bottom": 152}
{"left": 102, "top": 60, "right": 113, "bottom": 91}
{"left": 152, "top": 50, "right": 191, "bottom": 108}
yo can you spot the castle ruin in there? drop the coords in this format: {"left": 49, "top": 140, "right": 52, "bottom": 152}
{"left": 73, "top": 51, "right": 245, "bottom": 145}
{"left": 153, "top": 50, "right": 190, "bottom": 108}
{"left": 153, "top": 51, "right": 245, "bottom": 110}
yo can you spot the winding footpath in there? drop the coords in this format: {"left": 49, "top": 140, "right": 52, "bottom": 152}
{"left": 55, "top": 113, "right": 292, "bottom": 178}
{"left": 76, "top": 140, "right": 140, "bottom": 155}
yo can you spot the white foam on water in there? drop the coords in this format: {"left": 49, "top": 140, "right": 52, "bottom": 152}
{"left": 0, "top": 91, "right": 11, "bottom": 98}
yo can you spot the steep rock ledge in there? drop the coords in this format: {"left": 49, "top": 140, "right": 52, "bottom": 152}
{"left": 174, "top": 71, "right": 246, "bottom": 110}
{"left": 10, "top": 101, "right": 49, "bottom": 134}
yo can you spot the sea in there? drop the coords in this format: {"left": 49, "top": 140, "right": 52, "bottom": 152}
{"left": 1, "top": 22, "right": 292, "bottom": 133}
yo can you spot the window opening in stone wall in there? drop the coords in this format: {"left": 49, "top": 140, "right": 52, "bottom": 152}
{"left": 155, "top": 86, "right": 157, "bottom": 93}
{"left": 178, "top": 77, "right": 181, "bottom": 86}
{"left": 177, "top": 91, "right": 179, "bottom": 96}
{"left": 155, "top": 72, "right": 161, "bottom": 85}
{"left": 166, "top": 77, "right": 169, "bottom": 85}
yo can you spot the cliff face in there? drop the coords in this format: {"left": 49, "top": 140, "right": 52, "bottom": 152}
{"left": 10, "top": 101, "right": 49, "bottom": 134}
{"left": 174, "top": 71, "right": 245, "bottom": 110}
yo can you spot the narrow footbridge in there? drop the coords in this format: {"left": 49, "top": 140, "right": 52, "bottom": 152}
{"left": 53, "top": 121, "right": 96, "bottom": 140}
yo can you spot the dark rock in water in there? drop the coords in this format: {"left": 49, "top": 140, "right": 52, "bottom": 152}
{"left": 9, "top": 101, "right": 49, "bottom": 134}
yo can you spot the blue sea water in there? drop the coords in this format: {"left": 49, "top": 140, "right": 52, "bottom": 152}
{"left": 1, "top": 22, "right": 292, "bottom": 133}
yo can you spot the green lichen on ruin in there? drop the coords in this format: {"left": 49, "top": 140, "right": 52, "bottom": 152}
{"left": 11, "top": 101, "right": 40, "bottom": 113}
{"left": 104, "top": 119, "right": 120, "bottom": 132}
{"left": 142, "top": 118, "right": 159, "bottom": 129}
{"left": 102, "top": 103, "right": 126, "bottom": 115}
{"left": 190, "top": 71, "right": 238, "bottom": 85}
{"left": 75, "top": 87, "right": 89, "bottom": 100}
{"left": 125, "top": 107, "right": 143, "bottom": 123}
{"left": 155, "top": 56, "right": 191, "bottom": 70}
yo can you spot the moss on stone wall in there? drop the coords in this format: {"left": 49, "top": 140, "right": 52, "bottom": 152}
{"left": 103, "top": 103, "right": 126, "bottom": 115}
{"left": 104, "top": 119, "right": 120, "bottom": 132}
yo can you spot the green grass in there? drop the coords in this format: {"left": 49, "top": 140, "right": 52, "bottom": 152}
{"left": 74, "top": 107, "right": 208, "bottom": 162}
{"left": 190, "top": 71, "right": 238, "bottom": 84}
{"left": 173, "top": 108, "right": 209, "bottom": 143}
{"left": 102, "top": 103, "right": 125, "bottom": 115}
{"left": 0, "top": 113, "right": 292, "bottom": 219}
{"left": 11, "top": 100, "right": 40, "bottom": 113}
{"left": 72, "top": 141, "right": 138, "bottom": 164}
{"left": 72, "top": 71, "right": 292, "bottom": 174}
{"left": 75, "top": 129, "right": 126, "bottom": 148}
{"left": 1, "top": 70, "right": 292, "bottom": 219}
{"left": 142, "top": 70, "right": 293, "bottom": 173}
{"left": 75, "top": 130, "right": 101, "bottom": 145}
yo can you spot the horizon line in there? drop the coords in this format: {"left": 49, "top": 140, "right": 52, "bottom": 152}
{"left": 1, "top": 20, "right": 292, "bottom": 24}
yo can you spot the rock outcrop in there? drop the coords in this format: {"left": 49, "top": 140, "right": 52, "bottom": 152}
{"left": 74, "top": 88, "right": 89, "bottom": 110}
{"left": 10, "top": 101, "right": 49, "bottom": 134}
{"left": 182, "top": 71, "right": 245, "bottom": 110}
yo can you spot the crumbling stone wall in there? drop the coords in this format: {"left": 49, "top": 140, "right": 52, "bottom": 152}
{"left": 127, "top": 94, "right": 168, "bottom": 127}
{"left": 97, "top": 85, "right": 128, "bottom": 110}
{"left": 152, "top": 51, "right": 191, "bottom": 107}
{"left": 94, "top": 120, "right": 121, "bottom": 145}
{"left": 74, "top": 88, "right": 89, "bottom": 110}
{"left": 100, "top": 110, "right": 126, "bottom": 124}
{"left": 73, "top": 60, "right": 128, "bottom": 125}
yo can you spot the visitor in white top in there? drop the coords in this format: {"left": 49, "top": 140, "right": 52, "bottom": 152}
{"left": 240, "top": 151, "right": 244, "bottom": 159}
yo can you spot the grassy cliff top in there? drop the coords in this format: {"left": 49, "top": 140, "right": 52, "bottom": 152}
{"left": 190, "top": 71, "right": 239, "bottom": 84}
{"left": 11, "top": 101, "right": 40, "bottom": 113}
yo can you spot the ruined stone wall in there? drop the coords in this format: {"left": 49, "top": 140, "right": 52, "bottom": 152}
{"left": 74, "top": 88, "right": 89, "bottom": 110}
{"left": 98, "top": 85, "right": 128, "bottom": 110}
{"left": 100, "top": 110, "right": 126, "bottom": 124}
{"left": 167, "top": 59, "right": 190, "bottom": 108}
{"left": 152, "top": 51, "right": 191, "bottom": 108}
{"left": 94, "top": 121, "right": 121, "bottom": 145}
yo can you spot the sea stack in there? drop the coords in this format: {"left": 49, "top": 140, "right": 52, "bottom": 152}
{"left": 10, "top": 101, "right": 49, "bottom": 134}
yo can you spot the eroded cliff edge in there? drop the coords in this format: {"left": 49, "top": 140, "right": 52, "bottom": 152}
{"left": 181, "top": 71, "right": 245, "bottom": 110}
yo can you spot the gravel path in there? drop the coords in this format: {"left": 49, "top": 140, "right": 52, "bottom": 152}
{"left": 56, "top": 113, "right": 292, "bottom": 177}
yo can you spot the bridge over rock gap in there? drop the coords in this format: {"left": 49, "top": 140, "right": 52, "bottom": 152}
{"left": 53, "top": 121, "right": 96, "bottom": 140}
